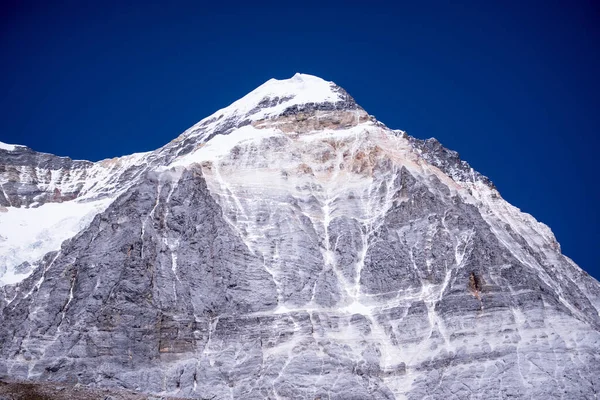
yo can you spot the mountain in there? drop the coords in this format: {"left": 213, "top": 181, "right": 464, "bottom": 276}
{"left": 0, "top": 73, "right": 599, "bottom": 399}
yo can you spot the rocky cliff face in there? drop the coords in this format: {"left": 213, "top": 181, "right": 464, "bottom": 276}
{"left": 0, "top": 73, "right": 599, "bottom": 399}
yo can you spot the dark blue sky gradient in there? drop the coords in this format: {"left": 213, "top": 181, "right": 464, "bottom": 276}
{"left": 1, "top": 1, "right": 598, "bottom": 278}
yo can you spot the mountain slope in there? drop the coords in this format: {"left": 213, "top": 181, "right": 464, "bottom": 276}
{"left": 0, "top": 74, "right": 599, "bottom": 399}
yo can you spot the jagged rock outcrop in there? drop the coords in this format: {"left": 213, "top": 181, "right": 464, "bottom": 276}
{"left": 0, "top": 73, "right": 599, "bottom": 399}
{"left": 0, "top": 145, "right": 151, "bottom": 208}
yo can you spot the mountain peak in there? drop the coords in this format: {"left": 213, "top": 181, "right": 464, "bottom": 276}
{"left": 196, "top": 73, "right": 359, "bottom": 128}
{"left": 261, "top": 72, "right": 336, "bottom": 97}
{"left": 174, "top": 73, "right": 362, "bottom": 149}
{"left": 1, "top": 75, "right": 599, "bottom": 400}
{"left": 224, "top": 73, "right": 345, "bottom": 119}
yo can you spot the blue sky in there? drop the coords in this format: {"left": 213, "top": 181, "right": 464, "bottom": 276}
{"left": 1, "top": 1, "right": 599, "bottom": 279}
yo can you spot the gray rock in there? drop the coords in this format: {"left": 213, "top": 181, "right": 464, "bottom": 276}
{"left": 0, "top": 74, "right": 599, "bottom": 399}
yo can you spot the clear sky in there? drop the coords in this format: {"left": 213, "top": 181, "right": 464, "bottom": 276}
{"left": 1, "top": 1, "right": 599, "bottom": 279}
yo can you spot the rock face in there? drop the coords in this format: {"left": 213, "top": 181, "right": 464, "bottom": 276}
{"left": 0, "top": 73, "right": 599, "bottom": 399}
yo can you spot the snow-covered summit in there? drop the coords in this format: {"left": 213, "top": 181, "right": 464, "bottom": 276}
{"left": 226, "top": 73, "right": 342, "bottom": 116}
{"left": 196, "top": 73, "right": 350, "bottom": 125}
{"left": 167, "top": 73, "right": 368, "bottom": 167}
{"left": 165, "top": 73, "right": 361, "bottom": 157}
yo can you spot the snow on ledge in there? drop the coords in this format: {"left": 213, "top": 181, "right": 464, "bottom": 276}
{"left": 0, "top": 141, "right": 21, "bottom": 151}
{"left": 0, "top": 197, "right": 113, "bottom": 286}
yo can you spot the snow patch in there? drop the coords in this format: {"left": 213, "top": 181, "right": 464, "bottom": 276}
{"left": 171, "top": 125, "right": 282, "bottom": 166}
{"left": 0, "top": 141, "right": 21, "bottom": 151}
{"left": 0, "top": 198, "right": 112, "bottom": 286}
